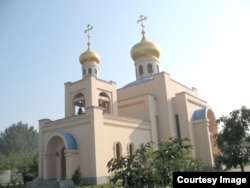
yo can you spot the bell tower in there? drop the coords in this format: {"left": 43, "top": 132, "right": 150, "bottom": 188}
{"left": 64, "top": 25, "right": 118, "bottom": 117}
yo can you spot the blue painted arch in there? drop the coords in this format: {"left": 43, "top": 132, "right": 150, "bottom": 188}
{"left": 44, "top": 131, "right": 78, "bottom": 151}
{"left": 193, "top": 107, "right": 207, "bottom": 121}
{"left": 59, "top": 131, "right": 78, "bottom": 150}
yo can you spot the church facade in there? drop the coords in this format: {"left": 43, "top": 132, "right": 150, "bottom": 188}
{"left": 38, "top": 20, "right": 218, "bottom": 185}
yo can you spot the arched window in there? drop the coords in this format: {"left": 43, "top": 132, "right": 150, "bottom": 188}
{"left": 157, "top": 65, "right": 159, "bottom": 73}
{"left": 73, "top": 93, "right": 85, "bottom": 115}
{"left": 115, "top": 142, "right": 122, "bottom": 158}
{"left": 88, "top": 68, "right": 92, "bottom": 74}
{"left": 139, "top": 65, "right": 143, "bottom": 76}
{"left": 128, "top": 142, "right": 135, "bottom": 156}
{"left": 147, "top": 63, "right": 153, "bottom": 74}
{"left": 95, "top": 68, "right": 97, "bottom": 75}
{"left": 99, "top": 92, "right": 110, "bottom": 113}
{"left": 83, "top": 69, "right": 86, "bottom": 75}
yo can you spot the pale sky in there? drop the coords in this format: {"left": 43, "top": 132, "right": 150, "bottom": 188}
{"left": 1, "top": 0, "right": 250, "bottom": 132}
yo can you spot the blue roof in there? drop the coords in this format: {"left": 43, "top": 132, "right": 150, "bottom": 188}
{"left": 123, "top": 76, "right": 154, "bottom": 88}
{"left": 59, "top": 131, "right": 78, "bottom": 149}
{"left": 193, "top": 107, "right": 207, "bottom": 121}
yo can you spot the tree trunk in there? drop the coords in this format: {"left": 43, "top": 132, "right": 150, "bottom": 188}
{"left": 240, "top": 163, "right": 245, "bottom": 172}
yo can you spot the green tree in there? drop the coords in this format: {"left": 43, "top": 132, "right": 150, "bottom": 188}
{"left": 0, "top": 122, "right": 38, "bottom": 154}
{"left": 107, "top": 142, "right": 155, "bottom": 188}
{"left": 0, "top": 153, "right": 10, "bottom": 170}
{"left": 0, "top": 152, "right": 20, "bottom": 170}
{"left": 153, "top": 138, "right": 203, "bottom": 187}
{"left": 107, "top": 138, "right": 203, "bottom": 188}
{"left": 215, "top": 106, "right": 250, "bottom": 172}
{"left": 0, "top": 152, "right": 38, "bottom": 184}
{"left": 17, "top": 152, "right": 38, "bottom": 184}
{"left": 0, "top": 122, "right": 39, "bottom": 184}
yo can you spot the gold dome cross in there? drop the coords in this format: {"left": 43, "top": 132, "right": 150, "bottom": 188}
{"left": 84, "top": 24, "right": 93, "bottom": 48}
{"left": 137, "top": 15, "right": 147, "bottom": 33}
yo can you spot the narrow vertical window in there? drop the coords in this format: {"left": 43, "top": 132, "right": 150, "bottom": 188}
{"left": 175, "top": 114, "right": 181, "bottom": 139}
{"left": 147, "top": 63, "right": 153, "bottom": 74}
{"left": 116, "top": 142, "right": 122, "bottom": 158}
{"left": 157, "top": 65, "right": 159, "bottom": 73}
{"left": 95, "top": 68, "right": 97, "bottom": 74}
{"left": 88, "top": 68, "right": 92, "bottom": 74}
{"left": 139, "top": 65, "right": 143, "bottom": 76}
{"left": 128, "top": 143, "right": 134, "bottom": 156}
{"left": 83, "top": 69, "right": 86, "bottom": 75}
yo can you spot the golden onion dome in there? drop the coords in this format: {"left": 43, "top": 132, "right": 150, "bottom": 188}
{"left": 131, "top": 33, "right": 160, "bottom": 61}
{"left": 79, "top": 47, "right": 101, "bottom": 64}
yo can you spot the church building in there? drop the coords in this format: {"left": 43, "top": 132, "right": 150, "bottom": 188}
{"left": 38, "top": 16, "right": 218, "bottom": 185}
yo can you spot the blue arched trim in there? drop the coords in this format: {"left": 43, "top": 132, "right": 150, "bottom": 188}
{"left": 59, "top": 131, "right": 78, "bottom": 149}
{"left": 193, "top": 107, "right": 207, "bottom": 121}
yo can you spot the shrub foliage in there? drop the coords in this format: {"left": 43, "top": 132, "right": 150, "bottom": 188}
{"left": 107, "top": 138, "right": 203, "bottom": 187}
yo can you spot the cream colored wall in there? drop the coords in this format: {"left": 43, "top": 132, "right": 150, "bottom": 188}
{"left": 118, "top": 95, "right": 150, "bottom": 121}
{"left": 87, "top": 107, "right": 153, "bottom": 184}
{"left": 118, "top": 94, "right": 158, "bottom": 144}
{"left": 102, "top": 114, "right": 152, "bottom": 178}
{"left": 163, "top": 74, "right": 201, "bottom": 138}
{"left": 118, "top": 72, "right": 199, "bottom": 140}
{"left": 88, "top": 106, "right": 106, "bottom": 184}
{"left": 118, "top": 73, "right": 169, "bottom": 140}
{"left": 103, "top": 114, "right": 151, "bottom": 148}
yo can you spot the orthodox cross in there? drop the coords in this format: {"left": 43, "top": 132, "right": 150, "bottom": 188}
{"left": 84, "top": 24, "right": 93, "bottom": 48}
{"left": 137, "top": 15, "right": 147, "bottom": 33}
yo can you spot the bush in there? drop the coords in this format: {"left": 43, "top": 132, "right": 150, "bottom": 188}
{"left": 72, "top": 167, "right": 82, "bottom": 186}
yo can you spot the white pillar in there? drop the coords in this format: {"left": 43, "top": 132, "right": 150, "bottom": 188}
{"left": 42, "top": 153, "right": 49, "bottom": 180}
{"left": 65, "top": 152, "right": 72, "bottom": 180}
